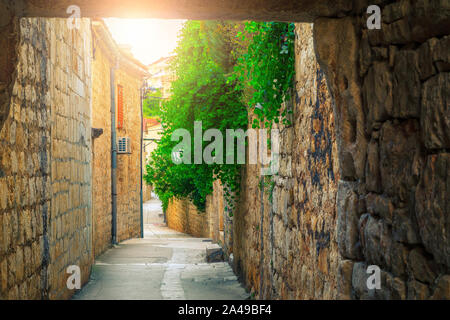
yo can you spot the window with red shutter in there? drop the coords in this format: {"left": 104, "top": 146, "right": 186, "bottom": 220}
{"left": 117, "top": 85, "right": 124, "bottom": 129}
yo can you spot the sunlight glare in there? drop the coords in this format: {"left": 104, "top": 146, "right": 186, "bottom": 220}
{"left": 103, "top": 18, "right": 185, "bottom": 65}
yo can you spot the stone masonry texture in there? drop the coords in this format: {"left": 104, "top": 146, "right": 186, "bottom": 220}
{"left": 0, "top": 17, "right": 145, "bottom": 300}
{"left": 91, "top": 20, "right": 145, "bottom": 252}
{"left": 166, "top": 180, "right": 226, "bottom": 242}
{"left": 313, "top": 0, "right": 450, "bottom": 299}
{"left": 166, "top": 198, "right": 211, "bottom": 239}
{"left": 91, "top": 28, "right": 112, "bottom": 257}
{"left": 231, "top": 23, "right": 339, "bottom": 300}
{"left": 115, "top": 67, "right": 142, "bottom": 242}
{"left": 0, "top": 18, "right": 93, "bottom": 300}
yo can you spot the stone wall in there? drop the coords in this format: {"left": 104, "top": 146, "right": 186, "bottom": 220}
{"left": 142, "top": 122, "right": 163, "bottom": 202}
{"left": 0, "top": 18, "right": 93, "bottom": 300}
{"left": 115, "top": 68, "right": 142, "bottom": 242}
{"left": 166, "top": 198, "right": 210, "bottom": 238}
{"left": 165, "top": 180, "right": 227, "bottom": 242}
{"left": 91, "top": 32, "right": 112, "bottom": 257}
{"left": 314, "top": 0, "right": 450, "bottom": 299}
{"left": 231, "top": 23, "right": 339, "bottom": 300}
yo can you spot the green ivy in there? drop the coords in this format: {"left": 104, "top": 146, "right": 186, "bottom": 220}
{"left": 232, "top": 21, "right": 296, "bottom": 128}
{"left": 144, "top": 21, "right": 247, "bottom": 211}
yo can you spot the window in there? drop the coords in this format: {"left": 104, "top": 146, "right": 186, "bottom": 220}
{"left": 117, "top": 84, "right": 124, "bottom": 129}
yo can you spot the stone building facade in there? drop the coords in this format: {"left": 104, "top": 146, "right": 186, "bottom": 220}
{"left": 0, "top": 17, "right": 146, "bottom": 299}
{"left": 229, "top": 23, "right": 339, "bottom": 299}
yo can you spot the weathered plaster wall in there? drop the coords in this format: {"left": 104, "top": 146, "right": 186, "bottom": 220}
{"left": 0, "top": 18, "right": 93, "bottom": 300}
{"left": 231, "top": 23, "right": 339, "bottom": 300}
{"left": 314, "top": 0, "right": 450, "bottom": 299}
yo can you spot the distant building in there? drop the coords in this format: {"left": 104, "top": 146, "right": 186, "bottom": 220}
{"left": 146, "top": 56, "right": 176, "bottom": 99}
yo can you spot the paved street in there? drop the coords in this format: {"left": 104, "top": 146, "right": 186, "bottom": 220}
{"left": 73, "top": 198, "right": 248, "bottom": 300}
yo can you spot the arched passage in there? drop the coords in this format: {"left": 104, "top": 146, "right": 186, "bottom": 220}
{"left": 0, "top": 0, "right": 449, "bottom": 300}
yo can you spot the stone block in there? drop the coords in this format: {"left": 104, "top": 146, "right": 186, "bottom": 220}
{"left": 430, "top": 275, "right": 450, "bottom": 300}
{"left": 417, "top": 39, "right": 437, "bottom": 80}
{"left": 379, "top": 120, "right": 422, "bottom": 201}
{"left": 206, "top": 244, "right": 224, "bottom": 263}
{"left": 365, "top": 139, "right": 381, "bottom": 193}
{"left": 0, "top": 178, "right": 7, "bottom": 210}
{"left": 363, "top": 62, "right": 392, "bottom": 133}
{"left": 383, "top": 0, "right": 411, "bottom": 24}
{"left": 392, "top": 208, "right": 421, "bottom": 245}
{"left": 392, "top": 50, "right": 421, "bottom": 118}
{"left": 408, "top": 248, "right": 437, "bottom": 284}
{"left": 351, "top": 262, "right": 370, "bottom": 299}
{"left": 366, "top": 193, "right": 394, "bottom": 225}
{"left": 1, "top": 259, "right": 7, "bottom": 293}
{"left": 337, "top": 259, "right": 353, "bottom": 300}
{"left": 409, "top": 0, "right": 450, "bottom": 42}
{"left": 415, "top": 153, "right": 450, "bottom": 268}
{"left": 407, "top": 280, "right": 430, "bottom": 300}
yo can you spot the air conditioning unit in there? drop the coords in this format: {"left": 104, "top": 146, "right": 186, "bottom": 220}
{"left": 117, "top": 137, "right": 131, "bottom": 154}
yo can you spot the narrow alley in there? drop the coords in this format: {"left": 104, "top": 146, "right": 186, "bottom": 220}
{"left": 72, "top": 198, "right": 248, "bottom": 300}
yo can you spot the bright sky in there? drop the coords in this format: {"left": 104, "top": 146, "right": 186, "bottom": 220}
{"left": 104, "top": 18, "right": 185, "bottom": 65}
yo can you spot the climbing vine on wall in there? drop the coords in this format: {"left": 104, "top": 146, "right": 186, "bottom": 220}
{"left": 144, "top": 21, "right": 247, "bottom": 211}
{"left": 144, "top": 20, "right": 295, "bottom": 212}
{"left": 232, "top": 21, "right": 296, "bottom": 128}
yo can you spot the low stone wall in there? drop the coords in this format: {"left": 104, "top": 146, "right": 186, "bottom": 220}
{"left": 231, "top": 23, "right": 339, "bottom": 299}
{"left": 91, "top": 32, "right": 112, "bottom": 257}
{"left": 143, "top": 183, "right": 152, "bottom": 202}
{"left": 166, "top": 198, "right": 210, "bottom": 238}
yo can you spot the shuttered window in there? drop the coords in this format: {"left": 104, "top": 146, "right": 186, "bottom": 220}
{"left": 117, "top": 85, "right": 124, "bottom": 129}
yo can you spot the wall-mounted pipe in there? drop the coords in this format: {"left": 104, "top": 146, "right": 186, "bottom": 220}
{"left": 110, "top": 67, "right": 118, "bottom": 245}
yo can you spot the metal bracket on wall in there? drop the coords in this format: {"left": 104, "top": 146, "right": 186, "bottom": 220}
{"left": 91, "top": 128, "right": 104, "bottom": 139}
